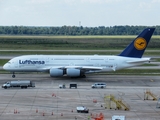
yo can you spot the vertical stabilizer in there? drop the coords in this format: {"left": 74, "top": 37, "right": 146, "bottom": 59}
{"left": 119, "top": 28, "right": 155, "bottom": 58}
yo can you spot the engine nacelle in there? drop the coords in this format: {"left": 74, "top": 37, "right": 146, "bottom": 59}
{"left": 66, "top": 68, "right": 80, "bottom": 77}
{"left": 50, "top": 68, "right": 64, "bottom": 77}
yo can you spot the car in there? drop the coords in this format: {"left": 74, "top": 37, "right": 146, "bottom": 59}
{"left": 76, "top": 106, "right": 89, "bottom": 113}
{"left": 59, "top": 84, "right": 66, "bottom": 89}
{"left": 91, "top": 83, "right": 106, "bottom": 88}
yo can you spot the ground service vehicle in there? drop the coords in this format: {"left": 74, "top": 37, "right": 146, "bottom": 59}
{"left": 59, "top": 84, "right": 66, "bottom": 89}
{"left": 76, "top": 106, "right": 89, "bottom": 113}
{"left": 91, "top": 83, "right": 106, "bottom": 88}
{"left": 69, "top": 83, "right": 77, "bottom": 89}
{"left": 2, "top": 80, "right": 35, "bottom": 89}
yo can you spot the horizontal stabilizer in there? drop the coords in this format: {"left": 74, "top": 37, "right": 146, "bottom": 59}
{"left": 126, "top": 58, "right": 151, "bottom": 64}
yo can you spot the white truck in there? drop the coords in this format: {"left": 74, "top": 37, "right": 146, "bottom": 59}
{"left": 76, "top": 106, "right": 89, "bottom": 113}
{"left": 2, "top": 80, "right": 35, "bottom": 89}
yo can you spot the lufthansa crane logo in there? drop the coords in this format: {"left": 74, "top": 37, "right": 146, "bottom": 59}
{"left": 134, "top": 37, "right": 147, "bottom": 50}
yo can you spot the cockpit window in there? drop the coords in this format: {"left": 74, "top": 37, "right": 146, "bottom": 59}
{"left": 7, "top": 62, "right": 11, "bottom": 64}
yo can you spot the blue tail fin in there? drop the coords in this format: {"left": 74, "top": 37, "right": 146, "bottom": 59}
{"left": 119, "top": 28, "right": 155, "bottom": 58}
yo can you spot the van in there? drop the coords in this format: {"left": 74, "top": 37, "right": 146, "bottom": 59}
{"left": 91, "top": 83, "right": 106, "bottom": 88}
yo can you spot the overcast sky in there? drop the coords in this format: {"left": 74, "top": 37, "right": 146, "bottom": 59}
{"left": 0, "top": 0, "right": 160, "bottom": 27}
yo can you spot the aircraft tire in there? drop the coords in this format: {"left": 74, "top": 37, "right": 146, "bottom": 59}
{"left": 12, "top": 75, "right": 15, "bottom": 78}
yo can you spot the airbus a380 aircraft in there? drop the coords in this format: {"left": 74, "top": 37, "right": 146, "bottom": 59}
{"left": 3, "top": 28, "right": 155, "bottom": 78}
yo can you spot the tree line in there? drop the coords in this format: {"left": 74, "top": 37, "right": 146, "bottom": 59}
{"left": 0, "top": 25, "right": 160, "bottom": 35}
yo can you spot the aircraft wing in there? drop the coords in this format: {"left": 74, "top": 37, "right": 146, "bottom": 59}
{"left": 39, "top": 66, "right": 103, "bottom": 72}
{"left": 80, "top": 66, "right": 103, "bottom": 70}
{"left": 61, "top": 66, "right": 103, "bottom": 70}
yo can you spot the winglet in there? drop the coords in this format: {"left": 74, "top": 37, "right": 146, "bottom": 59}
{"left": 119, "top": 28, "right": 155, "bottom": 58}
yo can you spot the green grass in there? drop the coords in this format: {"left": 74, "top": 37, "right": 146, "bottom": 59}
{"left": 0, "top": 49, "right": 159, "bottom": 56}
{"left": 140, "top": 64, "right": 159, "bottom": 66}
{"left": 0, "top": 35, "right": 138, "bottom": 39}
{"left": 1, "top": 35, "right": 160, "bottom": 38}
{"left": 155, "top": 58, "right": 160, "bottom": 62}
{"left": 105, "top": 69, "right": 160, "bottom": 75}
{"left": 0, "top": 35, "right": 160, "bottom": 51}
{"left": 0, "top": 59, "right": 9, "bottom": 66}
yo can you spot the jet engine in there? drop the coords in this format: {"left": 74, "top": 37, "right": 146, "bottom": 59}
{"left": 50, "top": 68, "right": 64, "bottom": 77}
{"left": 66, "top": 68, "right": 81, "bottom": 77}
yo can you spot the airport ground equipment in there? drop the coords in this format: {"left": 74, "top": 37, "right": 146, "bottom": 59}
{"left": 91, "top": 83, "right": 106, "bottom": 88}
{"left": 156, "top": 98, "right": 160, "bottom": 108}
{"left": 59, "top": 84, "right": 66, "bottom": 89}
{"left": 91, "top": 113, "right": 104, "bottom": 120}
{"left": 144, "top": 89, "right": 157, "bottom": 101}
{"left": 104, "top": 94, "right": 130, "bottom": 111}
{"left": 76, "top": 106, "right": 89, "bottom": 113}
{"left": 69, "top": 83, "right": 77, "bottom": 89}
{"left": 2, "top": 80, "right": 35, "bottom": 89}
{"left": 112, "top": 115, "right": 125, "bottom": 120}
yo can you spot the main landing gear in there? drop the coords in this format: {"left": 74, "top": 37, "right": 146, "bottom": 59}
{"left": 81, "top": 74, "right": 86, "bottom": 78}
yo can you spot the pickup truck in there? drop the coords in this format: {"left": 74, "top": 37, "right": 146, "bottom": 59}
{"left": 76, "top": 106, "right": 89, "bottom": 113}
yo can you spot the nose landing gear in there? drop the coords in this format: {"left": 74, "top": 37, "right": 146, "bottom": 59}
{"left": 12, "top": 72, "right": 15, "bottom": 78}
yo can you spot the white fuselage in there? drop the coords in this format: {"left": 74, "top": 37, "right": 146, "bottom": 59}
{"left": 3, "top": 55, "right": 150, "bottom": 74}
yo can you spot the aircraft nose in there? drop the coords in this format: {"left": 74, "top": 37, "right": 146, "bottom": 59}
{"left": 3, "top": 63, "right": 9, "bottom": 70}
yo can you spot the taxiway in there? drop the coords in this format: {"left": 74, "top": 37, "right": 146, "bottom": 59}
{"left": 0, "top": 74, "right": 160, "bottom": 120}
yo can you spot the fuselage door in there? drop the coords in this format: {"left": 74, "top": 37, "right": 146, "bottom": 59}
{"left": 105, "top": 58, "right": 108, "bottom": 62}
{"left": 86, "top": 57, "right": 90, "bottom": 62}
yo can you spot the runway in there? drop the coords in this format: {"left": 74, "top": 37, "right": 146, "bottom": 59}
{"left": 0, "top": 74, "right": 160, "bottom": 120}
